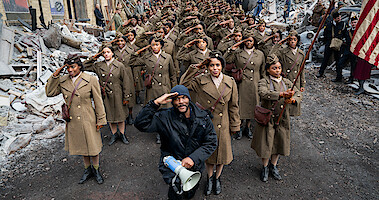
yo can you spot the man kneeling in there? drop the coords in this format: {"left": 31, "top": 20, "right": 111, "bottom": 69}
{"left": 135, "top": 85, "right": 217, "bottom": 199}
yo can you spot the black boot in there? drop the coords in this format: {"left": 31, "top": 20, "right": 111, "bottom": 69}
{"left": 355, "top": 80, "right": 365, "bottom": 95}
{"left": 204, "top": 175, "right": 214, "bottom": 196}
{"left": 246, "top": 126, "right": 253, "bottom": 139}
{"left": 331, "top": 77, "right": 343, "bottom": 82}
{"left": 345, "top": 77, "right": 353, "bottom": 84}
{"left": 235, "top": 129, "right": 242, "bottom": 140}
{"left": 127, "top": 114, "right": 134, "bottom": 125}
{"left": 136, "top": 95, "right": 142, "bottom": 104}
{"left": 92, "top": 166, "right": 104, "bottom": 184}
{"left": 120, "top": 133, "right": 130, "bottom": 144}
{"left": 109, "top": 132, "right": 118, "bottom": 146}
{"left": 156, "top": 134, "right": 161, "bottom": 144}
{"left": 260, "top": 165, "right": 269, "bottom": 182}
{"left": 214, "top": 176, "right": 221, "bottom": 195}
{"left": 78, "top": 166, "right": 93, "bottom": 184}
{"left": 269, "top": 162, "right": 282, "bottom": 180}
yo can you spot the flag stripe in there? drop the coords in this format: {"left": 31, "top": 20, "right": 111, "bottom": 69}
{"left": 353, "top": 7, "right": 379, "bottom": 55}
{"left": 365, "top": 32, "right": 379, "bottom": 61}
{"left": 353, "top": 0, "right": 376, "bottom": 38}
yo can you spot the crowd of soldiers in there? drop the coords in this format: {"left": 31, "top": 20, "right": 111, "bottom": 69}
{"left": 45, "top": 0, "right": 364, "bottom": 198}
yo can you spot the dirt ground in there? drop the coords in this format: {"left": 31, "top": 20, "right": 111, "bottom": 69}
{"left": 1, "top": 67, "right": 378, "bottom": 200}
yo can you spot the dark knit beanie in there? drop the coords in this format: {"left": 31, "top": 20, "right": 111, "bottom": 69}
{"left": 170, "top": 85, "right": 191, "bottom": 101}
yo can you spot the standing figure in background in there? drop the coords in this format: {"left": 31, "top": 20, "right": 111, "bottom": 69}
{"left": 94, "top": 4, "right": 105, "bottom": 27}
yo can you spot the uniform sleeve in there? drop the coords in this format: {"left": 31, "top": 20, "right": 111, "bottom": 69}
{"left": 168, "top": 56, "right": 178, "bottom": 87}
{"left": 82, "top": 57, "right": 98, "bottom": 72}
{"left": 228, "top": 80, "right": 241, "bottom": 132}
{"left": 286, "top": 79, "right": 303, "bottom": 104}
{"left": 223, "top": 48, "right": 237, "bottom": 63}
{"left": 129, "top": 53, "right": 146, "bottom": 67}
{"left": 179, "top": 65, "right": 202, "bottom": 93}
{"left": 45, "top": 75, "right": 62, "bottom": 97}
{"left": 260, "top": 53, "right": 267, "bottom": 79}
{"left": 120, "top": 66, "right": 132, "bottom": 103}
{"left": 91, "top": 76, "right": 107, "bottom": 126}
{"left": 176, "top": 46, "right": 192, "bottom": 62}
{"left": 258, "top": 78, "right": 280, "bottom": 101}
{"left": 188, "top": 116, "right": 217, "bottom": 166}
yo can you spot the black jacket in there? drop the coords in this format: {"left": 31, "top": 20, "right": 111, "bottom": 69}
{"left": 324, "top": 20, "right": 346, "bottom": 45}
{"left": 94, "top": 8, "right": 104, "bottom": 26}
{"left": 134, "top": 100, "right": 217, "bottom": 184}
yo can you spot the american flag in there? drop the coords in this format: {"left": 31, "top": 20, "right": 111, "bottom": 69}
{"left": 350, "top": 0, "right": 379, "bottom": 67}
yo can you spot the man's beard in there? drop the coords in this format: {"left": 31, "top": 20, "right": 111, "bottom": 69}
{"left": 175, "top": 104, "right": 189, "bottom": 113}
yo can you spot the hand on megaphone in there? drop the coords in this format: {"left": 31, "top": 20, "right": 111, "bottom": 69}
{"left": 181, "top": 157, "right": 194, "bottom": 169}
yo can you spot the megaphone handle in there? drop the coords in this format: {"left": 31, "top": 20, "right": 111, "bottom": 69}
{"left": 171, "top": 174, "right": 183, "bottom": 195}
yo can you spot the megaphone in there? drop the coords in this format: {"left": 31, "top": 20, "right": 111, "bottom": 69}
{"left": 163, "top": 156, "right": 201, "bottom": 193}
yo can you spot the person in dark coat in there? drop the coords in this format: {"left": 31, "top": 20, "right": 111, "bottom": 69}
{"left": 334, "top": 16, "right": 358, "bottom": 83}
{"left": 317, "top": 12, "right": 346, "bottom": 78}
{"left": 134, "top": 85, "right": 217, "bottom": 200}
{"left": 94, "top": 4, "right": 105, "bottom": 27}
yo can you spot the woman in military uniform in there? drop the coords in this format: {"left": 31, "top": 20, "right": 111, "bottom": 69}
{"left": 46, "top": 55, "right": 107, "bottom": 184}
{"left": 180, "top": 51, "right": 240, "bottom": 196}
{"left": 83, "top": 45, "right": 134, "bottom": 145}
{"left": 130, "top": 35, "right": 178, "bottom": 143}
{"left": 114, "top": 34, "right": 138, "bottom": 125}
{"left": 251, "top": 55, "right": 302, "bottom": 182}
{"left": 274, "top": 30, "right": 305, "bottom": 116}
{"left": 224, "top": 33, "right": 266, "bottom": 139}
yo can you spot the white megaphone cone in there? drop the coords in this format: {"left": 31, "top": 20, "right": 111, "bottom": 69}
{"left": 163, "top": 156, "right": 201, "bottom": 193}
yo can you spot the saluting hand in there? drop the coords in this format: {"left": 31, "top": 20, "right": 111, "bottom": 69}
{"left": 53, "top": 64, "right": 67, "bottom": 77}
{"left": 154, "top": 92, "right": 179, "bottom": 105}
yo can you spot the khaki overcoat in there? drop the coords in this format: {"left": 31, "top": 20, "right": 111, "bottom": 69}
{"left": 83, "top": 59, "right": 133, "bottom": 123}
{"left": 224, "top": 48, "right": 266, "bottom": 119}
{"left": 276, "top": 46, "right": 305, "bottom": 116}
{"left": 130, "top": 51, "right": 177, "bottom": 107}
{"left": 180, "top": 66, "right": 240, "bottom": 165}
{"left": 46, "top": 72, "right": 107, "bottom": 156}
{"left": 251, "top": 77, "right": 302, "bottom": 158}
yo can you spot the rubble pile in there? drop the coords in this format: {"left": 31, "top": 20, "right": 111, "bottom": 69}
{"left": 0, "top": 22, "right": 104, "bottom": 162}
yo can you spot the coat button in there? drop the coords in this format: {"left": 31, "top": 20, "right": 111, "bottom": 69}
{"left": 250, "top": 61, "right": 254, "bottom": 64}
{"left": 294, "top": 70, "right": 297, "bottom": 73}
{"left": 127, "top": 94, "right": 130, "bottom": 97}
{"left": 289, "top": 61, "right": 292, "bottom": 64}
{"left": 207, "top": 100, "right": 211, "bottom": 104}
{"left": 77, "top": 116, "right": 80, "bottom": 120}
{"left": 77, "top": 95, "right": 80, "bottom": 98}
{"left": 293, "top": 79, "right": 296, "bottom": 82}
{"left": 69, "top": 116, "right": 72, "bottom": 119}
{"left": 65, "top": 95, "right": 68, "bottom": 98}
{"left": 102, "top": 74, "right": 105, "bottom": 77}
{"left": 268, "top": 95, "right": 271, "bottom": 99}
{"left": 251, "top": 69, "right": 254, "bottom": 73}
{"left": 280, "top": 105, "right": 283, "bottom": 109}
{"left": 103, "top": 82, "right": 105, "bottom": 84}
{"left": 78, "top": 105, "right": 81, "bottom": 108}
{"left": 159, "top": 73, "right": 162, "bottom": 77}
{"left": 160, "top": 65, "right": 163, "bottom": 68}
{"left": 221, "top": 102, "right": 225, "bottom": 106}
{"left": 110, "top": 82, "right": 113, "bottom": 85}
{"left": 217, "top": 124, "right": 221, "bottom": 128}
{"left": 219, "top": 113, "right": 223, "bottom": 117}
{"left": 110, "top": 74, "right": 113, "bottom": 77}
{"left": 287, "top": 69, "right": 290, "bottom": 73}
{"left": 250, "top": 78, "right": 253, "bottom": 81}
{"left": 152, "top": 82, "right": 155, "bottom": 85}
{"left": 205, "top": 70, "right": 208, "bottom": 73}
{"left": 272, "top": 115, "right": 275, "bottom": 118}
{"left": 109, "top": 91, "right": 113, "bottom": 94}
{"left": 158, "top": 82, "right": 162, "bottom": 85}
